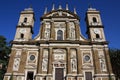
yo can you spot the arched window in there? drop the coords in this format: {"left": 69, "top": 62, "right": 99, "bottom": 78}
{"left": 57, "top": 30, "right": 63, "bottom": 40}
{"left": 20, "top": 33, "right": 24, "bottom": 39}
{"left": 93, "top": 17, "right": 97, "bottom": 23}
{"left": 24, "top": 17, "right": 27, "bottom": 23}
{"left": 96, "top": 34, "right": 100, "bottom": 38}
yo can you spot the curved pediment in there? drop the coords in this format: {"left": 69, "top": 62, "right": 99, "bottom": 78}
{"left": 41, "top": 9, "right": 80, "bottom": 20}
{"left": 54, "top": 49, "right": 66, "bottom": 54}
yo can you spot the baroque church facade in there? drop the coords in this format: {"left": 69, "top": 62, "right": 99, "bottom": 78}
{"left": 4, "top": 4, "right": 115, "bottom": 80}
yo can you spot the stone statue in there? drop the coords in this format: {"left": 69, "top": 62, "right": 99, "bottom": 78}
{"left": 13, "top": 58, "right": 20, "bottom": 71}
{"left": 99, "top": 54, "right": 106, "bottom": 71}
{"left": 71, "top": 59, "right": 77, "bottom": 71}
{"left": 42, "top": 58, "right": 48, "bottom": 71}
{"left": 70, "top": 28, "right": 75, "bottom": 39}
{"left": 100, "top": 58, "right": 106, "bottom": 71}
{"left": 45, "top": 28, "right": 50, "bottom": 39}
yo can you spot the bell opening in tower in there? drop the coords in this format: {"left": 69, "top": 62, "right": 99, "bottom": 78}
{"left": 24, "top": 17, "right": 27, "bottom": 23}
{"left": 93, "top": 17, "right": 97, "bottom": 23}
{"left": 26, "top": 71, "right": 34, "bottom": 80}
{"left": 20, "top": 33, "right": 24, "bottom": 39}
{"left": 96, "top": 34, "right": 100, "bottom": 38}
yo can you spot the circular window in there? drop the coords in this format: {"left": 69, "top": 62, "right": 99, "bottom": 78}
{"left": 29, "top": 55, "right": 35, "bottom": 61}
{"left": 84, "top": 55, "right": 90, "bottom": 62}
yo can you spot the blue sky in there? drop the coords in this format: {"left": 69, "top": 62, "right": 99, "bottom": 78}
{"left": 0, "top": 0, "right": 120, "bottom": 49}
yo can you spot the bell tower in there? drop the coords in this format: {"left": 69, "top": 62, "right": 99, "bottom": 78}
{"left": 86, "top": 7, "right": 106, "bottom": 42}
{"left": 14, "top": 7, "right": 35, "bottom": 41}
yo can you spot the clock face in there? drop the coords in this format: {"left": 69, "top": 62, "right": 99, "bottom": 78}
{"left": 94, "top": 29, "right": 100, "bottom": 34}
{"left": 20, "top": 29, "right": 26, "bottom": 33}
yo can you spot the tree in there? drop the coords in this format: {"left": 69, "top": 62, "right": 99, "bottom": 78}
{"left": 0, "top": 35, "right": 11, "bottom": 80}
{"left": 109, "top": 49, "right": 120, "bottom": 80}
{"left": 9, "top": 72, "right": 13, "bottom": 80}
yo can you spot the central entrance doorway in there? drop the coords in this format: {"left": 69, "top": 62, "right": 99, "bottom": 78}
{"left": 26, "top": 71, "right": 34, "bottom": 80}
{"left": 55, "top": 68, "right": 64, "bottom": 80}
{"left": 85, "top": 72, "right": 92, "bottom": 80}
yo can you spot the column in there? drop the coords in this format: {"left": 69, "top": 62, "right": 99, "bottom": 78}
{"left": 50, "top": 21, "right": 55, "bottom": 40}
{"left": 74, "top": 21, "right": 80, "bottom": 40}
{"left": 48, "top": 47, "right": 53, "bottom": 74}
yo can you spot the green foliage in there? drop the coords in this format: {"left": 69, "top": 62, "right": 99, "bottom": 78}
{"left": 109, "top": 48, "right": 120, "bottom": 80}
{"left": 9, "top": 73, "right": 13, "bottom": 80}
{"left": 0, "top": 35, "right": 11, "bottom": 80}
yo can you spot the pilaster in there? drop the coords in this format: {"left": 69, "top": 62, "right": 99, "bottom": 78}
{"left": 38, "top": 47, "right": 43, "bottom": 73}
{"left": 40, "top": 22, "right": 43, "bottom": 39}
{"left": 76, "top": 48, "right": 82, "bottom": 74}
{"left": 66, "top": 47, "right": 71, "bottom": 74}
{"left": 74, "top": 21, "right": 80, "bottom": 40}
{"left": 66, "top": 21, "right": 70, "bottom": 40}
{"left": 19, "top": 49, "right": 27, "bottom": 73}
{"left": 41, "top": 22, "right": 45, "bottom": 39}
{"left": 104, "top": 47, "right": 113, "bottom": 74}
{"left": 92, "top": 47, "right": 100, "bottom": 74}
{"left": 7, "top": 49, "right": 16, "bottom": 73}
{"left": 50, "top": 21, "right": 55, "bottom": 40}
{"left": 37, "top": 48, "right": 40, "bottom": 74}
{"left": 48, "top": 47, "right": 53, "bottom": 74}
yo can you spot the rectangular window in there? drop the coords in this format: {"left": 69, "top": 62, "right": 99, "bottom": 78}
{"left": 85, "top": 72, "right": 92, "bottom": 80}
{"left": 57, "top": 30, "right": 63, "bottom": 40}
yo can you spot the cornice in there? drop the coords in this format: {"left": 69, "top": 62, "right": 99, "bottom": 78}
{"left": 11, "top": 40, "right": 108, "bottom": 45}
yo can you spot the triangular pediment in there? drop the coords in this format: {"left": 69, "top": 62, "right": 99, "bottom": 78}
{"left": 41, "top": 10, "right": 79, "bottom": 20}
{"left": 54, "top": 49, "right": 66, "bottom": 53}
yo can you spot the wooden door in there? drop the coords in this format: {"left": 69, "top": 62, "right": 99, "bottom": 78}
{"left": 55, "top": 68, "right": 64, "bottom": 80}
{"left": 85, "top": 72, "right": 92, "bottom": 80}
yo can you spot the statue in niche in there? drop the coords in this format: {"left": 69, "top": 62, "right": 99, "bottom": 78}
{"left": 70, "top": 27, "right": 75, "bottom": 39}
{"left": 69, "top": 22, "right": 75, "bottom": 39}
{"left": 45, "top": 32, "right": 48, "bottom": 38}
{"left": 13, "top": 58, "right": 20, "bottom": 71}
{"left": 71, "top": 49, "right": 77, "bottom": 71}
{"left": 99, "top": 54, "right": 106, "bottom": 71}
{"left": 71, "top": 58, "right": 77, "bottom": 71}
{"left": 42, "top": 50, "right": 48, "bottom": 71}
{"left": 100, "top": 58, "right": 106, "bottom": 71}
{"left": 45, "top": 28, "right": 50, "bottom": 39}
{"left": 42, "top": 58, "right": 48, "bottom": 71}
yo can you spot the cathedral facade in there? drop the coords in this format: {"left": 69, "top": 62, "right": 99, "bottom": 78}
{"left": 4, "top": 5, "right": 115, "bottom": 80}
